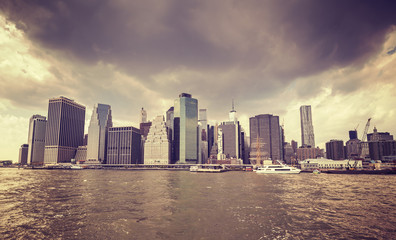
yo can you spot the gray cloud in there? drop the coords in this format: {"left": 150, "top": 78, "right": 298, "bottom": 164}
{"left": 1, "top": 0, "right": 396, "bottom": 121}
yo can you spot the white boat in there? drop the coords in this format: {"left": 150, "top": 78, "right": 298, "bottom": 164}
{"left": 255, "top": 164, "right": 301, "bottom": 174}
{"left": 190, "top": 165, "right": 226, "bottom": 173}
{"left": 70, "top": 165, "right": 83, "bottom": 170}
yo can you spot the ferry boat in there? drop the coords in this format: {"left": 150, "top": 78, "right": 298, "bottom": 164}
{"left": 70, "top": 165, "right": 84, "bottom": 170}
{"left": 255, "top": 164, "right": 301, "bottom": 174}
{"left": 190, "top": 165, "right": 226, "bottom": 173}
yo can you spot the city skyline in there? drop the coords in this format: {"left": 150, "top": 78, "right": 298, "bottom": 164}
{"left": 1, "top": 1, "right": 396, "bottom": 161}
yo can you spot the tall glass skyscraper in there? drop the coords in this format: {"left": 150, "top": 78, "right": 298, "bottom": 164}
{"left": 87, "top": 104, "right": 112, "bottom": 164}
{"left": 173, "top": 93, "right": 198, "bottom": 164}
{"left": 44, "top": 97, "right": 86, "bottom": 164}
{"left": 27, "top": 114, "right": 47, "bottom": 165}
{"left": 300, "top": 105, "right": 315, "bottom": 147}
{"left": 249, "top": 114, "right": 282, "bottom": 163}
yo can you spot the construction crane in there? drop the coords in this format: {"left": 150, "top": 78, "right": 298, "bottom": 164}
{"left": 359, "top": 118, "right": 372, "bottom": 159}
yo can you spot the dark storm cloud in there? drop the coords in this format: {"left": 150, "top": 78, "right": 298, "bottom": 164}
{"left": 1, "top": 0, "right": 396, "bottom": 102}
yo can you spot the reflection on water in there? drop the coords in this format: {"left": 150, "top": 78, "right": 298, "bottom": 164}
{"left": 1, "top": 168, "right": 395, "bottom": 239}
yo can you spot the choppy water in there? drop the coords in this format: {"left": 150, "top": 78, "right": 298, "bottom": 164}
{"left": 1, "top": 168, "right": 395, "bottom": 239}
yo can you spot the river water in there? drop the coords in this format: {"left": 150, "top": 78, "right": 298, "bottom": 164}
{"left": 0, "top": 168, "right": 395, "bottom": 239}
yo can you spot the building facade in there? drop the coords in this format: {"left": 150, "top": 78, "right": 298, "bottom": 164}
{"left": 173, "top": 93, "right": 198, "bottom": 164}
{"left": 297, "top": 146, "right": 323, "bottom": 161}
{"left": 300, "top": 105, "right": 315, "bottom": 147}
{"left": 326, "top": 140, "right": 345, "bottom": 160}
{"left": 144, "top": 116, "right": 171, "bottom": 164}
{"left": 19, "top": 144, "right": 29, "bottom": 165}
{"left": 44, "top": 97, "right": 86, "bottom": 164}
{"left": 107, "top": 126, "right": 141, "bottom": 164}
{"left": 249, "top": 114, "right": 282, "bottom": 164}
{"left": 87, "top": 104, "right": 112, "bottom": 164}
{"left": 27, "top": 115, "right": 47, "bottom": 165}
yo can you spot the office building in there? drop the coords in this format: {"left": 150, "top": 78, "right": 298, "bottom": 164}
{"left": 297, "top": 146, "right": 323, "bottom": 161}
{"left": 218, "top": 121, "right": 242, "bottom": 159}
{"left": 75, "top": 146, "right": 87, "bottom": 163}
{"left": 19, "top": 144, "right": 29, "bottom": 165}
{"left": 144, "top": 116, "right": 170, "bottom": 164}
{"left": 249, "top": 114, "right": 282, "bottom": 164}
{"left": 173, "top": 93, "right": 198, "bottom": 164}
{"left": 107, "top": 126, "right": 141, "bottom": 164}
{"left": 87, "top": 104, "right": 112, "bottom": 164}
{"left": 326, "top": 140, "right": 345, "bottom": 160}
{"left": 198, "top": 109, "right": 208, "bottom": 164}
{"left": 44, "top": 97, "right": 86, "bottom": 164}
{"left": 27, "top": 115, "right": 47, "bottom": 165}
{"left": 368, "top": 140, "right": 396, "bottom": 161}
{"left": 367, "top": 127, "right": 394, "bottom": 141}
{"left": 300, "top": 105, "right": 315, "bottom": 147}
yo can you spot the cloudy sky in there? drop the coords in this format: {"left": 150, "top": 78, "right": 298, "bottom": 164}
{"left": 1, "top": 0, "right": 396, "bottom": 161}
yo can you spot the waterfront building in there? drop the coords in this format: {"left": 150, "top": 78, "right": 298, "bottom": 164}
{"left": 166, "top": 107, "right": 175, "bottom": 161}
{"left": 107, "top": 126, "right": 141, "bottom": 164}
{"left": 173, "top": 93, "right": 198, "bottom": 164}
{"left": 27, "top": 115, "right": 47, "bottom": 165}
{"left": 300, "top": 105, "right": 315, "bottom": 147}
{"left": 86, "top": 104, "right": 112, "bottom": 164}
{"left": 249, "top": 114, "right": 282, "bottom": 164}
{"left": 18, "top": 144, "right": 29, "bottom": 165}
{"left": 325, "top": 140, "right": 345, "bottom": 160}
{"left": 300, "top": 158, "right": 362, "bottom": 170}
{"left": 283, "top": 142, "right": 294, "bottom": 164}
{"left": 367, "top": 127, "right": 394, "bottom": 141}
{"left": 345, "top": 139, "right": 361, "bottom": 159}
{"left": 140, "top": 108, "right": 147, "bottom": 123}
{"left": 75, "top": 146, "right": 87, "bottom": 163}
{"left": 218, "top": 121, "right": 242, "bottom": 159}
{"left": 144, "top": 116, "right": 171, "bottom": 164}
{"left": 44, "top": 97, "right": 86, "bottom": 164}
{"left": 198, "top": 109, "right": 208, "bottom": 164}
{"left": 297, "top": 146, "right": 323, "bottom": 161}
{"left": 368, "top": 140, "right": 396, "bottom": 160}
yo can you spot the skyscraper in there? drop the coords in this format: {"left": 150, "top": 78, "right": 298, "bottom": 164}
{"left": 173, "top": 93, "right": 198, "bottom": 164}
{"left": 300, "top": 105, "right": 315, "bottom": 147}
{"left": 107, "top": 126, "right": 141, "bottom": 164}
{"left": 44, "top": 96, "right": 86, "bottom": 164}
{"left": 27, "top": 115, "right": 47, "bottom": 165}
{"left": 249, "top": 114, "right": 282, "bottom": 164}
{"left": 87, "top": 104, "right": 112, "bottom": 164}
{"left": 144, "top": 116, "right": 170, "bottom": 164}
{"left": 326, "top": 140, "right": 345, "bottom": 160}
{"left": 19, "top": 144, "right": 29, "bottom": 165}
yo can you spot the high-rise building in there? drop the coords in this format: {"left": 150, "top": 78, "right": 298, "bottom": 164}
{"left": 44, "top": 97, "right": 86, "bottom": 164}
{"left": 349, "top": 130, "right": 358, "bottom": 140}
{"left": 86, "top": 104, "right": 112, "bottom": 164}
{"left": 218, "top": 121, "right": 242, "bottom": 159}
{"left": 300, "top": 105, "right": 315, "bottom": 147}
{"left": 19, "top": 144, "right": 29, "bottom": 165}
{"left": 140, "top": 108, "right": 147, "bottom": 124}
{"left": 27, "top": 115, "right": 47, "bottom": 165}
{"left": 107, "top": 126, "right": 141, "bottom": 164}
{"left": 249, "top": 114, "right": 282, "bottom": 164}
{"left": 369, "top": 140, "right": 396, "bottom": 160}
{"left": 325, "top": 140, "right": 345, "bottom": 160}
{"left": 166, "top": 107, "right": 175, "bottom": 162}
{"left": 173, "top": 93, "right": 198, "bottom": 164}
{"left": 367, "top": 127, "right": 394, "bottom": 141}
{"left": 198, "top": 109, "right": 208, "bottom": 164}
{"left": 144, "top": 116, "right": 170, "bottom": 164}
